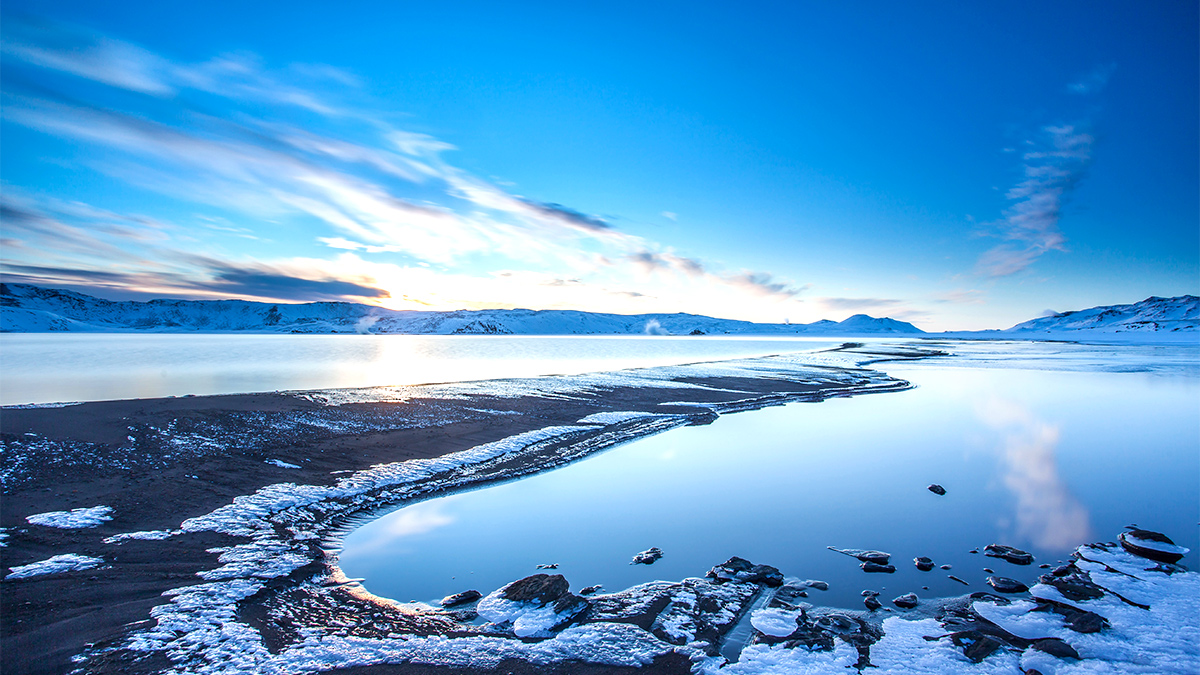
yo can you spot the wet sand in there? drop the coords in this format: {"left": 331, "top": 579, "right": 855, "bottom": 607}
{"left": 1, "top": 346, "right": 927, "bottom": 675}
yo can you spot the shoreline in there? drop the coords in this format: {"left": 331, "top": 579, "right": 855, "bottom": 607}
{"left": 2, "top": 344, "right": 928, "bottom": 675}
{"left": 4, "top": 341, "right": 1197, "bottom": 675}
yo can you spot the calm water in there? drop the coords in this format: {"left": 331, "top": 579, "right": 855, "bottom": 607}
{"left": 0, "top": 334, "right": 844, "bottom": 406}
{"left": 338, "top": 356, "right": 1200, "bottom": 610}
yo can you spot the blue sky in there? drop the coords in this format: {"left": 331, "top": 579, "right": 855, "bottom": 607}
{"left": 1, "top": 1, "right": 1196, "bottom": 330}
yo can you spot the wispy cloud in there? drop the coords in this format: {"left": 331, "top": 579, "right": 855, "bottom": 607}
{"left": 976, "top": 124, "right": 1093, "bottom": 277}
{"left": 1067, "top": 64, "right": 1116, "bottom": 95}
{"left": 817, "top": 297, "right": 902, "bottom": 311}
{"left": 0, "top": 16, "right": 814, "bottom": 318}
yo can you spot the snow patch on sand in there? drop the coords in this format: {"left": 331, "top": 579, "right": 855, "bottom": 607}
{"left": 7, "top": 553, "right": 103, "bottom": 579}
{"left": 26, "top": 505, "right": 113, "bottom": 528}
{"left": 104, "top": 529, "right": 176, "bottom": 544}
{"left": 265, "top": 459, "right": 301, "bottom": 469}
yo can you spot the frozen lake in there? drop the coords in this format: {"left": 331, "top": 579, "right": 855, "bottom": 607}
{"left": 337, "top": 343, "right": 1200, "bottom": 611}
{"left": 0, "top": 334, "right": 846, "bottom": 406}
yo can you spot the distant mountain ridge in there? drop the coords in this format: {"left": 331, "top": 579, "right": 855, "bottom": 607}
{"left": 1005, "top": 295, "right": 1199, "bottom": 333}
{"left": 0, "top": 284, "right": 923, "bottom": 335}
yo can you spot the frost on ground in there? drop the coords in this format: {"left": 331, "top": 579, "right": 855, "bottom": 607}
{"left": 26, "top": 505, "right": 113, "bottom": 528}
{"left": 6, "top": 553, "right": 103, "bottom": 579}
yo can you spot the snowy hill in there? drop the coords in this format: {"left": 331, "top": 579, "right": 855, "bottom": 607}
{"left": 0, "top": 284, "right": 924, "bottom": 335}
{"left": 1005, "top": 296, "right": 1199, "bottom": 334}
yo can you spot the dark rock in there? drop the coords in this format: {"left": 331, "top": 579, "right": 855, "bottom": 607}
{"left": 914, "top": 556, "right": 935, "bottom": 571}
{"left": 986, "top": 576, "right": 1029, "bottom": 594}
{"left": 940, "top": 564, "right": 953, "bottom": 570}
{"left": 1039, "top": 564, "right": 1051, "bottom": 569}
{"left": 536, "top": 563, "right": 559, "bottom": 569}
{"left": 1031, "top": 637, "right": 1081, "bottom": 659}
{"left": 631, "top": 547, "right": 663, "bottom": 565}
{"left": 579, "top": 585, "right": 602, "bottom": 596}
{"left": 1052, "top": 564, "right": 1073, "bottom": 577}
{"left": 928, "top": 484, "right": 946, "bottom": 495}
{"left": 501, "top": 574, "right": 569, "bottom": 604}
{"left": 748, "top": 564, "right": 785, "bottom": 587}
{"left": 983, "top": 568, "right": 995, "bottom": 574}
{"left": 864, "top": 595, "right": 882, "bottom": 611}
{"left": 969, "top": 549, "right": 979, "bottom": 554}
{"left": 1064, "top": 609, "right": 1108, "bottom": 633}
{"left": 968, "top": 591, "right": 1011, "bottom": 605}
{"left": 984, "top": 544, "right": 1034, "bottom": 565}
{"left": 1040, "top": 573, "right": 1105, "bottom": 602}
{"left": 948, "top": 575, "right": 970, "bottom": 586}
{"left": 892, "top": 593, "right": 919, "bottom": 608}
{"left": 861, "top": 561, "right": 897, "bottom": 573}
{"left": 441, "top": 589, "right": 482, "bottom": 607}
{"left": 1119, "top": 528, "right": 1187, "bottom": 564}
{"left": 706, "top": 557, "right": 784, "bottom": 586}
{"left": 807, "top": 580, "right": 830, "bottom": 591}
{"left": 444, "top": 609, "right": 479, "bottom": 622}
{"left": 861, "top": 590, "right": 879, "bottom": 597}
{"left": 962, "top": 634, "right": 1004, "bottom": 663}
{"left": 828, "top": 546, "right": 891, "bottom": 565}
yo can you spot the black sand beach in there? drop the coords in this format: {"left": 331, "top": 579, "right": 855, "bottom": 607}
{"left": 1, "top": 345, "right": 924, "bottom": 675}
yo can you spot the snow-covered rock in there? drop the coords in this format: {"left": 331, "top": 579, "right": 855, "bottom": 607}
{"left": 0, "top": 283, "right": 923, "bottom": 335}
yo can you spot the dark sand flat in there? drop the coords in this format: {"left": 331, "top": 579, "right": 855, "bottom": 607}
{"left": 1, "top": 346, "right": 925, "bottom": 675}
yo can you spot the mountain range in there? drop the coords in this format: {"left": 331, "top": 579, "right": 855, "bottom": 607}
{"left": 0, "top": 284, "right": 921, "bottom": 335}
{"left": 1, "top": 284, "right": 1195, "bottom": 336}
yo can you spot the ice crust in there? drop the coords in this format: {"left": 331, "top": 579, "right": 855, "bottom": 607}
{"left": 718, "top": 545, "right": 1199, "bottom": 675}
{"left": 26, "top": 505, "right": 113, "bottom": 528}
{"left": 477, "top": 589, "right": 587, "bottom": 638}
{"left": 6, "top": 553, "right": 104, "bottom": 579}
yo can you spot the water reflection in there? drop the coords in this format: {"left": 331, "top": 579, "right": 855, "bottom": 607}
{"left": 338, "top": 360, "right": 1199, "bottom": 610}
{"left": 976, "top": 397, "right": 1091, "bottom": 552}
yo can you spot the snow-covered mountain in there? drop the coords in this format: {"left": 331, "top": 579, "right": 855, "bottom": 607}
{"left": 0, "top": 284, "right": 924, "bottom": 335}
{"left": 1005, "top": 296, "right": 1199, "bottom": 333}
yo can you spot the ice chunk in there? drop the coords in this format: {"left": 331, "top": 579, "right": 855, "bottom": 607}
{"left": 7, "top": 553, "right": 103, "bottom": 579}
{"left": 264, "top": 459, "right": 301, "bottom": 469}
{"left": 26, "top": 505, "right": 113, "bottom": 528}
{"left": 750, "top": 607, "right": 800, "bottom": 637}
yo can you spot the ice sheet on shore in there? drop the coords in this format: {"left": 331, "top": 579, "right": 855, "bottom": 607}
{"left": 716, "top": 544, "right": 1199, "bottom": 675}
{"left": 26, "top": 505, "right": 113, "bottom": 528}
{"left": 6, "top": 553, "right": 103, "bottom": 579}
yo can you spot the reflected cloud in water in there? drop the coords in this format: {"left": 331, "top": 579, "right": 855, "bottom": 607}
{"left": 349, "top": 500, "right": 456, "bottom": 557}
{"left": 976, "top": 397, "right": 1092, "bottom": 552}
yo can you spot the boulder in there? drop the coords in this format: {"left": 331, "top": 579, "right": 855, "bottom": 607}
{"left": 984, "top": 544, "right": 1034, "bottom": 565}
{"left": 927, "top": 484, "right": 946, "bottom": 496}
{"left": 892, "top": 593, "right": 919, "bottom": 609}
{"left": 1119, "top": 528, "right": 1189, "bottom": 564}
{"left": 986, "top": 576, "right": 1029, "bottom": 594}
{"left": 440, "top": 589, "right": 482, "bottom": 607}
{"left": 631, "top": 547, "right": 664, "bottom": 565}
{"left": 914, "top": 556, "right": 935, "bottom": 571}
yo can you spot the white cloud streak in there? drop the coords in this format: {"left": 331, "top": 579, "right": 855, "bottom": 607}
{"left": 976, "top": 124, "right": 1093, "bottom": 277}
